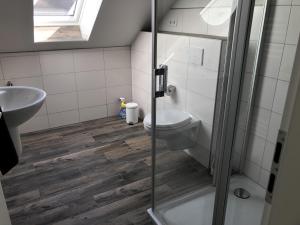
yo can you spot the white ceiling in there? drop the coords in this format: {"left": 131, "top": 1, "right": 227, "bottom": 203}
{"left": 0, "top": 0, "right": 175, "bottom": 53}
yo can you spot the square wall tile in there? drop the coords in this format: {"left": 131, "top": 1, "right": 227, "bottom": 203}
{"left": 40, "top": 51, "right": 74, "bottom": 75}
{"left": 79, "top": 105, "right": 107, "bottom": 122}
{"left": 286, "top": 6, "right": 300, "bottom": 44}
{"left": 167, "top": 60, "right": 188, "bottom": 85}
{"left": 43, "top": 73, "right": 76, "bottom": 94}
{"left": 207, "top": 7, "right": 231, "bottom": 37}
{"left": 244, "top": 160, "right": 261, "bottom": 183}
{"left": 164, "top": 35, "right": 190, "bottom": 63}
{"left": 271, "top": 0, "right": 292, "bottom": 5}
{"left": 186, "top": 91, "right": 215, "bottom": 124}
{"left": 46, "top": 92, "right": 78, "bottom": 114}
{"left": 131, "top": 50, "right": 151, "bottom": 74}
{"left": 247, "top": 134, "right": 266, "bottom": 166}
{"left": 131, "top": 32, "right": 151, "bottom": 53}
{"left": 104, "top": 48, "right": 131, "bottom": 69}
{"left": 164, "top": 86, "right": 187, "bottom": 111}
{"left": 106, "top": 85, "right": 132, "bottom": 104}
{"left": 78, "top": 89, "right": 106, "bottom": 108}
{"left": 1, "top": 55, "right": 41, "bottom": 79}
{"left": 75, "top": 70, "right": 106, "bottom": 91}
{"left": 293, "top": 0, "right": 300, "bottom": 5}
{"left": 272, "top": 80, "right": 289, "bottom": 113}
{"left": 259, "top": 169, "right": 270, "bottom": 189}
{"left": 267, "top": 112, "right": 282, "bottom": 143}
{"left": 265, "top": 6, "right": 290, "bottom": 43}
{"left": 73, "top": 49, "right": 104, "bottom": 72}
{"left": 181, "top": 9, "right": 208, "bottom": 34}
{"left": 260, "top": 44, "right": 284, "bottom": 78}
{"left": 131, "top": 69, "right": 151, "bottom": 93}
{"left": 187, "top": 65, "right": 218, "bottom": 99}
{"left": 251, "top": 107, "right": 271, "bottom": 138}
{"left": 6, "top": 76, "right": 44, "bottom": 89}
{"left": 197, "top": 122, "right": 213, "bottom": 149}
{"left": 106, "top": 69, "right": 132, "bottom": 87}
{"left": 107, "top": 103, "right": 120, "bottom": 117}
{"left": 159, "top": 9, "right": 183, "bottom": 33}
{"left": 262, "top": 141, "right": 276, "bottom": 171}
{"left": 279, "top": 44, "right": 297, "bottom": 81}
{"left": 189, "top": 38, "right": 222, "bottom": 71}
{"left": 20, "top": 115, "right": 49, "bottom": 133}
{"left": 255, "top": 76, "right": 277, "bottom": 110}
{"left": 49, "top": 110, "right": 79, "bottom": 128}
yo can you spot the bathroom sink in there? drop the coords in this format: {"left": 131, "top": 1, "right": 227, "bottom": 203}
{"left": 0, "top": 86, "right": 46, "bottom": 155}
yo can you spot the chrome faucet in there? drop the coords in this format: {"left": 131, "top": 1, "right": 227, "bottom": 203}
{"left": 6, "top": 81, "right": 13, "bottom": 86}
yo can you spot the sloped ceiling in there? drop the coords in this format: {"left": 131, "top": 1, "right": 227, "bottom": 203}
{"left": 0, "top": 0, "right": 175, "bottom": 53}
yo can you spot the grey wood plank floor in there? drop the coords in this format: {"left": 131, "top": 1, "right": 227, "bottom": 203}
{"left": 1, "top": 117, "right": 212, "bottom": 225}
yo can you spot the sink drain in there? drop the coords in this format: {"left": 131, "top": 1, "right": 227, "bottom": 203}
{"left": 234, "top": 188, "right": 251, "bottom": 199}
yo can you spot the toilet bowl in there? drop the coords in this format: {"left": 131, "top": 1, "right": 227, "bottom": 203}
{"left": 143, "top": 110, "right": 200, "bottom": 150}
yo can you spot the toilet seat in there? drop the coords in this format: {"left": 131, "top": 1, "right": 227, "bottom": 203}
{"left": 143, "top": 110, "right": 192, "bottom": 131}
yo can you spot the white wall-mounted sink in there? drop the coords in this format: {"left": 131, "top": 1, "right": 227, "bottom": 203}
{"left": 0, "top": 86, "right": 46, "bottom": 156}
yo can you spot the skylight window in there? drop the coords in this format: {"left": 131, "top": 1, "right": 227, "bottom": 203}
{"left": 34, "top": 0, "right": 77, "bottom": 16}
{"left": 33, "top": 0, "right": 103, "bottom": 43}
{"left": 34, "top": 0, "right": 84, "bottom": 26}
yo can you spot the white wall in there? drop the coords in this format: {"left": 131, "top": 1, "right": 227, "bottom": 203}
{"left": 0, "top": 47, "right": 132, "bottom": 133}
{"left": 131, "top": 31, "right": 224, "bottom": 166}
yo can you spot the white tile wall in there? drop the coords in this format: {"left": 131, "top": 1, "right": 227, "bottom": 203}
{"left": 0, "top": 47, "right": 132, "bottom": 133}
{"left": 279, "top": 45, "right": 297, "bottom": 81}
{"left": 131, "top": 32, "right": 223, "bottom": 167}
{"left": 40, "top": 51, "right": 74, "bottom": 75}
{"left": 1, "top": 54, "right": 41, "bottom": 79}
{"left": 260, "top": 43, "right": 284, "bottom": 78}
{"left": 286, "top": 6, "right": 300, "bottom": 44}
{"left": 46, "top": 92, "right": 78, "bottom": 113}
{"left": 43, "top": 73, "right": 76, "bottom": 94}
{"left": 243, "top": 1, "right": 300, "bottom": 189}
{"left": 159, "top": 1, "right": 265, "bottom": 39}
{"left": 73, "top": 49, "right": 104, "bottom": 72}
{"left": 255, "top": 76, "right": 277, "bottom": 110}
{"left": 78, "top": 89, "right": 107, "bottom": 108}
{"left": 75, "top": 70, "right": 106, "bottom": 91}
{"left": 48, "top": 110, "right": 80, "bottom": 128}
{"left": 265, "top": 6, "right": 290, "bottom": 44}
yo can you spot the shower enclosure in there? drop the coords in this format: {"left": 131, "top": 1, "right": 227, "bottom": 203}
{"left": 148, "top": 0, "right": 271, "bottom": 224}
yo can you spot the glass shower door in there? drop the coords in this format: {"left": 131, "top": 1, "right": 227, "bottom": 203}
{"left": 148, "top": 0, "right": 259, "bottom": 225}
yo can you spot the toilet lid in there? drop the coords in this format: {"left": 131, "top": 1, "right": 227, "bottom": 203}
{"left": 144, "top": 110, "right": 192, "bottom": 130}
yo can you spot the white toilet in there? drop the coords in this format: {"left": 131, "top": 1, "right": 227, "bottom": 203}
{"left": 143, "top": 109, "right": 201, "bottom": 150}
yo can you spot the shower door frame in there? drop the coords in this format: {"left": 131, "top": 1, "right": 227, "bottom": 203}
{"left": 150, "top": 0, "right": 257, "bottom": 225}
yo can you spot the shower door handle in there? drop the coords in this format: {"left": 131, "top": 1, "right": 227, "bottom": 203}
{"left": 154, "top": 64, "right": 168, "bottom": 98}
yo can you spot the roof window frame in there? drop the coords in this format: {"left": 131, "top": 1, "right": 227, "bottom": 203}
{"left": 34, "top": 0, "right": 85, "bottom": 26}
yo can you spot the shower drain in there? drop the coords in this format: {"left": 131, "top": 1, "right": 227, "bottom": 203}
{"left": 233, "top": 188, "right": 251, "bottom": 199}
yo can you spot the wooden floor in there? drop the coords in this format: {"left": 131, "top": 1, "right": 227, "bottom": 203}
{"left": 1, "top": 117, "right": 212, "bottom": 225}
